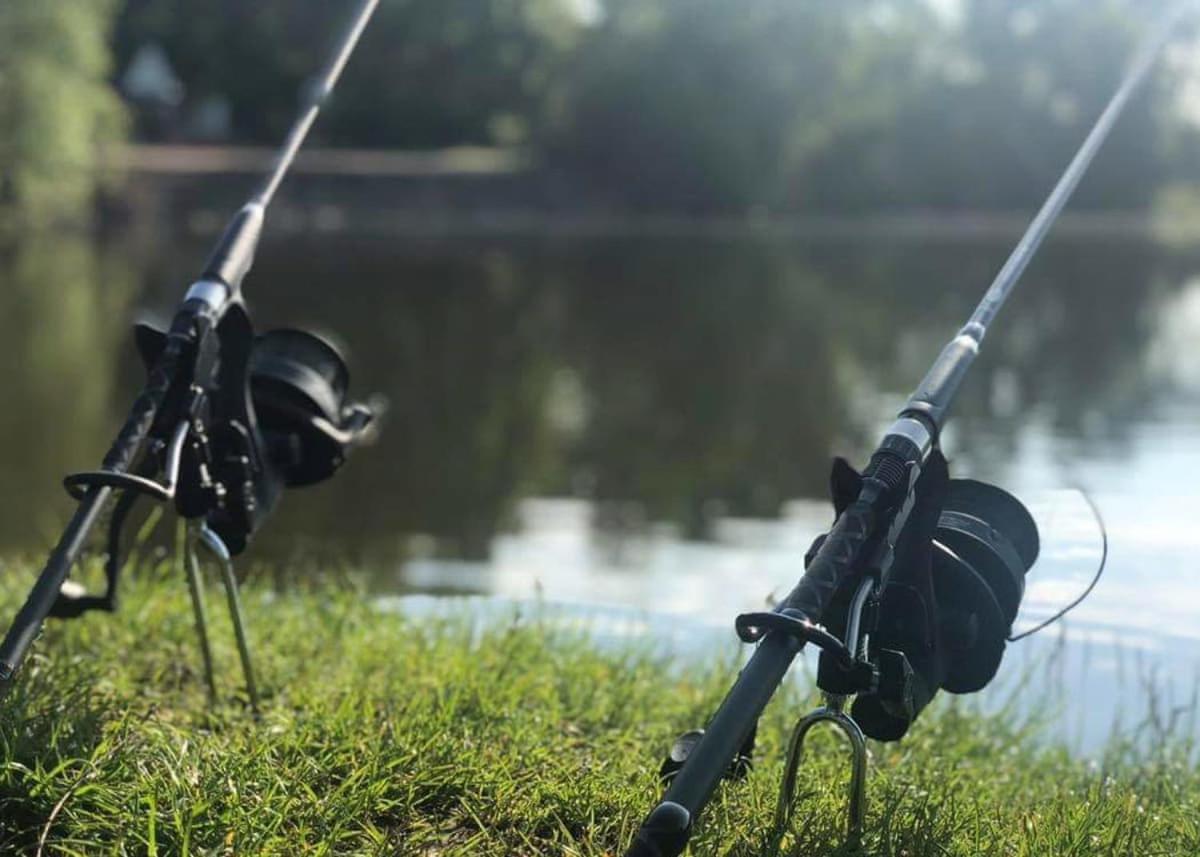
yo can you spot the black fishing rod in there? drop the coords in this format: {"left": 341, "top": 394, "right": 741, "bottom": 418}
{"left": 0, "top": 0, "right": 383, "bottom": 704}
{"left": 626, "top": 6, "right": 1190, "bottom": 856}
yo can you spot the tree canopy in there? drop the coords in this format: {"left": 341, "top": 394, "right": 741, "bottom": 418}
{"left": 114, "top": 0, "right": 580, "bottom": 147}
{"left": 5, "top": 0, "right": 1197, "bottom": 220}
{"left": 0, "top": 0, "right": 125, "bottom": 228}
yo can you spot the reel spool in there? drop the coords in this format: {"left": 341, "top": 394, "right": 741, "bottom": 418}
{"left": 249, "top": 328, "right": 374, "bottom": 487}
{"left": 933, "top": 479, "right": 1039, "bottom": 693}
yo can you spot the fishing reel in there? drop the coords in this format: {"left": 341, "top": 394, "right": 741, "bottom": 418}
{"left": 49, "top": 291, "right": 376, "bottom": 707}
{"left": 0, "top": 0, "right": 386, "bottom": 706}
{"left": 659, "top": 449, "right": 1038, "bottom": 847}
{"left": 60, "top": 298, "right": 376, "bottom": 558}
{"left": 813, "top": 450, "right": 1039, "bottom": 741}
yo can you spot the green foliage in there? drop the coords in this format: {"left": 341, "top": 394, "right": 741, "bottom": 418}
{"left": 807, "top": 0, "right": 1173, "bottom": 212}
{"left": 547, "top": 0, "right": 1194, "bottom": 212}
{"left": 0, "top": 0, "right": 126, "bottom": 229}
{"left": 106, "top": 0, "right": 1200, "bottom": 212}
{"left": 115, "top": 0, "right": 581, "bottom": 147}
{"left": 545, "top": 0, "right": 934, "bottom": 211}
{"left": 326, "top": 0, "right": 580, "bottom": 148}
{"left": 1, "top": 570, "right": 1197, "bottom": 854}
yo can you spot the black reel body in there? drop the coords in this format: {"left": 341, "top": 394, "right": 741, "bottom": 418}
{"left": 133, "top": 310, "right": 373, "bottom": 552}
{"left": 816, "top": 452, "right": 1039, "bottom": 741}
{"left": 250, "top": 328, "right": 372, "bottom": 488}
{"left": 51, "top": 297, "right": 375, "bottom": 619}
{"left": 655, "top": 450, "right": 1039, "bottom": 784}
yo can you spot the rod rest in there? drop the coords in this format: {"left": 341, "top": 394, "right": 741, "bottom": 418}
{"left": 736, "top": 608, "right": 877, "bottom": 693}
{"left": 657, "top": 609, "right": 880, "bottom": 787}
{"left": 46, "top": 581, "right": 115, "bottom": 618}
{"left": 63, "top": 471, "right": 172, "bottom": 502}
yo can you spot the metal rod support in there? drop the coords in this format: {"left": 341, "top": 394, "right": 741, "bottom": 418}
{"left": 773, "top": 702, "right": 868, "bottom": 850}
{"left": 771, "top": 577, "right": 876, "bottom": 851}
{"left": 184, "top": 526, "right": 218, "bottom": 704}
{"left": 200, "top": 526, "right": 260, "bottom": 714}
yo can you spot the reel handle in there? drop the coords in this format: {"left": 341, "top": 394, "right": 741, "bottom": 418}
{"left": 342, "top": 403, "right": 375, "bottom": 442}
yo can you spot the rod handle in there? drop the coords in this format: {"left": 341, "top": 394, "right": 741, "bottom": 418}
{"left": 101, "top": 328, "right": 187, "bottom": 474}
{"left": 0, "top": 488, "right": 112, "bottom": 696}
{"left": 780, "top": 447, "right": 910, "bottom": 622}
{"left": 625, "top": 802, "right": 691, "bottom": 857}
{"left": 780, "top": 498, "right": 876, "bottom": 621}
{"left": 782, "top": 436, "right": 912, "bottom": 619}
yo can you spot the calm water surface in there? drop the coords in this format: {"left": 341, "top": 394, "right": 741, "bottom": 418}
{"left": 2, "top": 227, "right": 1198, "bottom": 750}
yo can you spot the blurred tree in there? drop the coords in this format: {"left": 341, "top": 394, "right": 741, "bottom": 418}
{"left": 806, "top": 0, "right": 1190, "bottom": 212}
{"left": 114, "top": 0, "right": 581, "bottom": 147}
{"left": 542, "top": 0, "right": 933, "bottom": 211}
{"left": 109, "top": 0, "right": 1200, "bottom": 213}
{"left": 547, "top": 0, "right": 1197, "bottom": 213}
{"left": 0, "top": 0, "right": 126, "bottom": 228}
{"left": 555, "top": 240, "right": 844, "bottom": 533}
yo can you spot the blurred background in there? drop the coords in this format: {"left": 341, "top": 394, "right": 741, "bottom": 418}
{"left": 2, "top": 0, "right": 1199, "bottom": 746}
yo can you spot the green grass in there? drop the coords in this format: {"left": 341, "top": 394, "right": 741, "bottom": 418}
{"left": 0, "top": 562, "right": 1197, "bottom": 856}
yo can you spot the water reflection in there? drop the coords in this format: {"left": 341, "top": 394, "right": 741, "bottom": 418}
{"left": 0, "top": 232, "right": 135, "bottom": 552}
{"left": 244, "top": 239, "right": 566, "bottom": 562}
{"left": 20, "top": 230, "right": 1197, "bottom": 568}
{"left": 551, "top": 239, "right": 843, "bottom": 535}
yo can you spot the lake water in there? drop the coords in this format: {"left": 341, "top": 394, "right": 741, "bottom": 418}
{"left": 2, "top": 224, "right": 1198, "bottom": 752}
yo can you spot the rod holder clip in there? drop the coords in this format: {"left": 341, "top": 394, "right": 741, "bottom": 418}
{"left": 771, "top": 694, "right": 868, "bottom": 852}
{"left": 184, "top": 523, "right": 261, "bottom": 714}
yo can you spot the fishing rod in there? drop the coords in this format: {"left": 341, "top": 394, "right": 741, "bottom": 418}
{"left": 626, "top": 6, "right": 1190, "bottom": 856}
{"left": 0, "top": 0, "right": 383, "bottom": 707}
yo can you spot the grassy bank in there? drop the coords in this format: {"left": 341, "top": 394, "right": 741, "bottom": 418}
{"left": 1, "top": 564, "right": 1197, "bottom": 856}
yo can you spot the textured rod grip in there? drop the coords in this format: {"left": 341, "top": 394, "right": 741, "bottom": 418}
{"left": 780, "top": 449, "right": 909, "bottom": 622}
{"left": 101, "top": 334, "right": 184, "bottom": 473}
{"left": 781, "top": 498, "right": 875, "bottom": 622}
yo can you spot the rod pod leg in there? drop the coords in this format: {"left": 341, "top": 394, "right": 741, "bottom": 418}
{"left": 772, "top": 694, "right": 867, "bottom": 852}
{"left": 183, "top": 525, "right": 218, "bottom": 705}
{"left": 197, "top": 526, "right": 261, "bottom": 715}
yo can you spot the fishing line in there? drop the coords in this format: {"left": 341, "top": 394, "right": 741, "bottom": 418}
{"left": 1008, "top": 488, "right": 1108, "bottom": 642}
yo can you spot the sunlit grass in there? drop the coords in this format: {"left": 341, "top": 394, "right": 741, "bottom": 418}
{"left": 0, "top": 563, "right": 1197, "bottom": 855}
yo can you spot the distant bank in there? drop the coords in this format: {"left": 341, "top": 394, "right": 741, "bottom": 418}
{"left": 107, "top": 143, "right": 1187, "bottom": 242}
